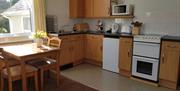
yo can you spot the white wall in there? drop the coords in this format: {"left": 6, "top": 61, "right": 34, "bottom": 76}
{"left": 46, "top": 0, "right": 180, "bottom": 36}
{"left": 84, "top": 0, "right": 180, "bottom": 36}
{"left": 45, "top": 0, "right": 82, "bottom": 32}
{"left": 126, "top": 0, "right": 180, "bottom": 36}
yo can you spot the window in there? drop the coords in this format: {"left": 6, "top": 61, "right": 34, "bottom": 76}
{"left": 23, "top": 16, "right": 31, "bottom": 32}
{"left": 0, "top": 0, "right": 34, "bottom": 37}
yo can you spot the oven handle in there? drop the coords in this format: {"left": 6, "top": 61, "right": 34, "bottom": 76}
{"left": 134, "top": 42, "right": 160, "bottom": 46}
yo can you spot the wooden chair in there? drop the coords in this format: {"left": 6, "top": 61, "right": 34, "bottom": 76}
{"left": 0, "top": 48, "right": 39, "bottom": 91}
{"left": 27, "top": 37, "right": 62, "bottom": 90}
{"left": 0, "top": 58, "right": 5, "bottom": 91}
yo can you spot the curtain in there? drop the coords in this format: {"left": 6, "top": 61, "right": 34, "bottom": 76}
{"left": 34, "top": 0, "right": 46, "bottom": 32}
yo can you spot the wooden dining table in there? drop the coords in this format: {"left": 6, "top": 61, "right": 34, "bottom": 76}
{"left": 1, "top": 43, "right": 60, "bottom": 91}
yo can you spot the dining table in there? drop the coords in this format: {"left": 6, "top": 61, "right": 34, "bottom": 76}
{"left": 1, "top": 43, "right": 60, "bottom": 91}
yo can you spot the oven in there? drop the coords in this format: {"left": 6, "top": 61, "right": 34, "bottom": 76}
{"left": 132, "top": 56, "right": 159, "bottom": 81}
{"left": 132, "top": 35, "right": 162, "bottom": 82}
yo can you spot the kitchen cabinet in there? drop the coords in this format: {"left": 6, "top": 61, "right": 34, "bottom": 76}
{"left": 69, "top": 0, "right": 85, "bottom": 18}
{"left": 72, "top": 35, "right": 85, "bottom": 65}
{"left": 59, "top": 35, "right": 84, "bottom": 66}
{"left": 85, "top": 0, "right": 94, "bottom": 18}
{"left": 93, "top": 0, "right": 110, "bottom": 17}
{"left": 85, "top": 0, "right": 110, "bottom": 18}
{"left": 69, "top": 0, "right": 134, "bottom": 18}
{"left": 119, "top": 37, "right": 133, "bottom": 77}
{"left": 159, "top": 41, "right": 180, "bottom": 89}
{"left": 59, "top": 41, "right": 73, "bottom": 65}
{"left": 85, "top": 34, "right": 103, "bottom": 65}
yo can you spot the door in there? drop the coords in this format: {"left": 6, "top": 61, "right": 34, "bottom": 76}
{"left": 159, "top": 41, "right": 180, "bottom": 82}
{"left": 93, "top": 0, "right": 110, "bottom": 17}
{"left": 119, "top": 38, "right": 132, "bottom": 76}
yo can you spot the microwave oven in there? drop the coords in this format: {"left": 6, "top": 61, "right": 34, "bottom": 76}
{"left": 112, "top": 4, "right": 133, "bottom": 15}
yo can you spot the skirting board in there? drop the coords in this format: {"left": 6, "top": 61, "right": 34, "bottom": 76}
{"left": 84, "top": 59, "right": 102, "bottom": 66}
{"left": 131, "top": 77, "right": 159, "bottom": 87}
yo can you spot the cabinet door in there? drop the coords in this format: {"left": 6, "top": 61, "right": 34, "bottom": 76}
{"left": 72, "top": 36, "right": 84, "bottom": 63}
{"left": 159, "top": 41, "right": 180, "bottom": 89}
{"left": 69, "top": 0, "right": 84, "bottom": 18}
{"left": 59, "top": 41, "right": 73, "bottom": 66}
{"left": 85, "top": 35, "right": 103, "bottom": 62}
{"left": 119, "top": 37, "right": 133, "bottom": 77}
{"left": 85, "top": 35, "right": 94, "bottom": 60}
{"left": 93, "top": 36, "right": 103, "bottom": 62}
{"left": 85, "top": 0, "right": 94, "bottom": 18}
{"left": 93, "top": 0, "right": 110, "bottom": 17}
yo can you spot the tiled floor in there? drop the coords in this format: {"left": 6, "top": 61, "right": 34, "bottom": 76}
{"left": 61, "top": 63, "right": 179, "bottom": 91}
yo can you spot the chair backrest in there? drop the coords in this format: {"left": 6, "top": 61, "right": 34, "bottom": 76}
{"left": 0, "top": 48, "right": 5, "bottom": 70}
{"left": 47, "top": 37, "right": 62, "bottom": 48}
{"left": 0, "top": 48, "right": 11, "bottom": 77}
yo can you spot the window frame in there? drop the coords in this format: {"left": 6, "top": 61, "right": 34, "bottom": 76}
{"left": 0, "top": 0, "right": 35, "bottom": 43}
{"left": 21, "top": 16, "right": 32, "bottom": 33}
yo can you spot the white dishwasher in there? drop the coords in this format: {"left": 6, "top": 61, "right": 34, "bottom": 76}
{"left": 103, "top": 36, "right": 120, "bottom": 73}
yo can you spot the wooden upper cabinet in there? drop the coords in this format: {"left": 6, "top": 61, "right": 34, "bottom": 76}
{"left": 69, "top": 0, "right": 85, "bottom": 18}
{"left": 159, "top": 41, "right": 180, "bottom": 89}
{"left": 93, "top": 0, "right": 110, "bottom": 17}
{"left": 69, "top": 0, "right": 133, "bottom": 18}
{"left": 119, "top": 37, "right": 133, "bottom": 77}
{"left": 85, "top": 0, "right": 94, "bottom": 18}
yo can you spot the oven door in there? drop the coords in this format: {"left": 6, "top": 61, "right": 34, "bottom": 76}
{"left": 132, "top": 56, "right": 159, "bottom": 81}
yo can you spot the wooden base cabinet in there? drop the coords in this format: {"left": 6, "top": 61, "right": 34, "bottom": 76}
{"left": 72, "top": 35, "right": 85, "bottom": 65}
{"left": 119, "top": 37, "right": 133, "bottom": 77}
{"left": 59, "top": 35, "right": 84, "bottom": 66}
{"left": 159, "top": 41, "right": 180, "bottom": 89}
{"left": 85, "top": 34, "right": 103, "bottom": 66}
{"left": 59, "top": 41, "right": 73, "bottom": 65}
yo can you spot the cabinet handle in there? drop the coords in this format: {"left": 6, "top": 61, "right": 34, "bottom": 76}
{"left": 128, "top": 49, "right": 130, "bottom": 57}
{"left": 162, "top": 53, "right": 165, "bottom": 64}
{"left": 167, "top": 45, "right": 177, "bottom": 48}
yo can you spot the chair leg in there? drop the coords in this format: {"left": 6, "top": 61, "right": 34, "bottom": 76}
{"left": 55, "top": 64, "right": 60, "bottom": 87}
{"left": 47, "top": 70, "right": 50, "bottom": 78}
{"left": 0, "top": 74, "right": 4, "bottom": 91}
{"left": 40, "top": 70, "right": 44, "bottom": 91}
{"left": 34, "top": 72, "right": 39, "bottom": 91}
{"left": 8, "top": 78, "right": 13, "bottom": 91}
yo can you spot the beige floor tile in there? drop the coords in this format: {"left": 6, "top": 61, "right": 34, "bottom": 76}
{"left": 61, "top": 63, "right": 179, "bottom": 91}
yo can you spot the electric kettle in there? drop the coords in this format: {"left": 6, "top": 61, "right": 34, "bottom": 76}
{"left": 112, "top": 23, "right": 120, "bottom": 33}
